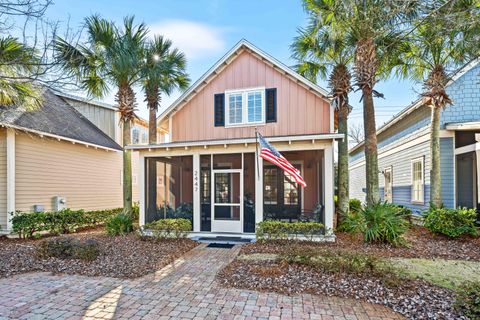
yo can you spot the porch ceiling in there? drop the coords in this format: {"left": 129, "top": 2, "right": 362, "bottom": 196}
{"left": 126, "top": 133, "right": 344, "bottom": 151}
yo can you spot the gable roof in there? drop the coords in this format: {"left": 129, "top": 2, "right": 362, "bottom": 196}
{"left": 157, "top": 39, "right": 331, "bottom": 122}
{"left": 349, "top": 59, "right": 480, "bottom": 155}
{"left": 0, "top": 88, "right": 122, "bottom": 151}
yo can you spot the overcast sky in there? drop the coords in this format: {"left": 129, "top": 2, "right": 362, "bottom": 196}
{"left": 28, "top": 0, "right": 422, "bottom": 127}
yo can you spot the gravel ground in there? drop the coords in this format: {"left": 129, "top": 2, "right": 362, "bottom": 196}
{"left": 218, "top": 259, "right": 464, "bottom": 320}
{"left": 0, "top": 229, "right": 198, "bottom": 279}
{"left": 241, "top": 226, "right": 480, "bottom": 261}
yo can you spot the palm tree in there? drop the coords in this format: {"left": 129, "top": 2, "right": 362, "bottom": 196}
{"left": 291, "top": 17, "right": 353, "bottom": 222}
{"left": 140, "top": 35, "right": 189, "bottom": 144}
{"left": 302, "top": 0, "right": 418, "bottom": 206}
{"left": 0, "top": 36, "right": 43, "bottom": 110}
{"left": 54, "top": 15, "right": 148, "bottom": 215}
{"left": 395, "top": 0, "right": 478, "bottom": 208}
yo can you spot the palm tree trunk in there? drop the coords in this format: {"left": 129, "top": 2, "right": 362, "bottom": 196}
{"left": 123, "top": 119, "right": 133, "bottom": 215}
{"left": 148, "top": 96, "right": 158, "bottom": 144}
{"left": 430, "top": 106, "right": 442, "bottom": 207}
{"left": 337, "top": 111, "right": 349, "bottom": 221}
{"left": 363, "top": 92, "right": 379, "bottom": 206}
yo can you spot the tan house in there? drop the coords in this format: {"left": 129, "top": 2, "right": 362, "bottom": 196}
{"left": 0, "top": 88, "right": 151, "bottom": 233}
{"left": 129, "top": 40, "right": 341, "bottom": 237}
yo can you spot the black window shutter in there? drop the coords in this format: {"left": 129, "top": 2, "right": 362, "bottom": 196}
{"left": 214, "top": 93, "right": 225, "bottom": 126}
{"left": 265, "top": 88, "right": 277, "bottom": 123}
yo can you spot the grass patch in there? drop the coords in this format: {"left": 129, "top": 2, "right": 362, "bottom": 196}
{"left": 390, "top": 258, "right": 480, "bottom": 290}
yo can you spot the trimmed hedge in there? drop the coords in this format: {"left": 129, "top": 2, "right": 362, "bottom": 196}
{"left": 143, "top": 218, "right": 192, "bottom": 239}
{"left": 423, "top": 207, "right": 478, "bottom": 238}
{"left": 11, "top": 208, "right": 123, "bottom": 238}
{"left": 256, "top": 220, "right": 325, "bottom": 241}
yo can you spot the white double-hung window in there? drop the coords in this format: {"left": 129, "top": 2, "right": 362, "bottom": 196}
{"left": 225, "top": 87, "right": 265, "bottom": 126}
{"left": 411, "top": 157, "right": 424, "bottom": 203}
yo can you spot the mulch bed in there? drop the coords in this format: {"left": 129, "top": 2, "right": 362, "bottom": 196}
{"left": 0, "top": 229, "right": 198, "bottom": 279}
{"left": 240, "top": 226, "right": 480, "bottom": 261}
{"left": 217, "top": 260, "right": 464, "bottom": 319}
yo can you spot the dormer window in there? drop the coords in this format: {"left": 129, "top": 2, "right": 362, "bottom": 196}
{"left": 225, "top": 87, "right": 265, "bottom": 126}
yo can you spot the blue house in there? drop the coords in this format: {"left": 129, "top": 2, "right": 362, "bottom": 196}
{"left": 349, "top": 60, "right": 480, "bottom": 214}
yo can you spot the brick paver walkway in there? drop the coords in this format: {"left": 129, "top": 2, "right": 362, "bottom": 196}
{"left": 0, "top": 244, "right": 403, "bottom": 320}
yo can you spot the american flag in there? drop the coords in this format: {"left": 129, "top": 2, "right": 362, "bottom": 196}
{"left": 257, "top": 133, "right": 307, "bottom": 188}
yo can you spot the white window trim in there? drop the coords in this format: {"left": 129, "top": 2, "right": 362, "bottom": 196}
{"left": 411, "top": 156, "right": 425, "bottom": 204}
{"left": 383, "top": 166, "right": 393, "bottom": 204}
{"left": 225, "top": 87, "right": 265, "bottom": 127}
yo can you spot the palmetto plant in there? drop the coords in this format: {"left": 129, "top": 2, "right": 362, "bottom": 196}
{"left": 291, "top": 13, "right": 353, "bottom": 222}
{"left": 395, "top": 0, "right": 479, "bottom": 207}
{"left": 140, "top": 35, "right": 189, "bottom": 144}
{"left": 55, "top": 15, "right": 148, "bottom": 215}
{"left": 301, "top": 0, "right": 419, "bottom": 206}
{"left": 0, "top": 36, "right": 43, "bottom": 110}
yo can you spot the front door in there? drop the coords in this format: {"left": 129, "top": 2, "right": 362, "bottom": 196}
{"left": 211, "top": 169, "right": 243, "bottom": 233}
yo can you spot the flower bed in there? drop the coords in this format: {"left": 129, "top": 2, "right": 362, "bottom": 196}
{"left": 0, "top": 229, "right": 198, "bottom": 278}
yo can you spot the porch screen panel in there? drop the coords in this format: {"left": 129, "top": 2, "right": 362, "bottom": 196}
{"left": 145, "top": 156, "right": 193, "bottom": 228}
{"left": 243, "top": 153, "right": 256, "bottom": 233}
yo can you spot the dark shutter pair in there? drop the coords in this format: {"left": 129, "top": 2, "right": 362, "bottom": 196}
{"left": 214, "top": 88, "right": 277, "bottom": 127}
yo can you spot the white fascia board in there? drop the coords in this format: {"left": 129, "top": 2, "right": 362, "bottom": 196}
{"left": 0, "top": 124, "right": 122, "bottom": 152}
{"left": 126, "top": 133, "right": 344, "bottom": 150}
{"left": 446, "top": 121, "right": 480, "bottom": 131}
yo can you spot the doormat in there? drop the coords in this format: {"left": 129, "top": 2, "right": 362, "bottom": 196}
{"left": 206, "top": 243, "right": 235, "bottom": 249}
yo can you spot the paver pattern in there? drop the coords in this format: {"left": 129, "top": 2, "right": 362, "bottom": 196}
{"left": 0, "top": 244, "right": 403, "bottom": 320}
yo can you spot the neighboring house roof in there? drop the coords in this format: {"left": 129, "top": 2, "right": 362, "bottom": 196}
{"left": 56, "top": 91, "right": 117, "bottom": 111}
{"left": 349, "top": 59, "right": 480, "bottom": 155}
{"left": 0, "top": 88, "right": 122, "bottom": 151}
{"left": 157, "top": 38, "right": 332, "bottom": 122}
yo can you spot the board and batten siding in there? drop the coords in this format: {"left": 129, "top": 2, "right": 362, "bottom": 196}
{"left": 62, "top": 97, "right": 118, "bottom": 142}
{"left": 15, "top": 132, "right": 125, "bottom": 212}
{"left": 171, "top": 50, "right": 331, "bottom": 142}
{"left": 350, "top": 137, "right": 455, "bottom": 212}
{"left": 0, "top": 129, "right": 6, "bottom": 229}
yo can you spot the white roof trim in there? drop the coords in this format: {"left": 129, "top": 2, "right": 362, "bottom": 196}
{"left": 0, "top": 123, "right": 122, "bottom": 152}
{"left": 126, "top": 133, "right": 344, "bottom": 150}
{"left": 157, "top": 39, "right": 331, "bottom": 122}
{"left": 446, "top": 121, "right": 480, "bottom": 131}
{"left": 349, "top": 59, "right": 480, "bottom": 155}
{"left": 56, "top": 91, "right": 117, "bottom": 111}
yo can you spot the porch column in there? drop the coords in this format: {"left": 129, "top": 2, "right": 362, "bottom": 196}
{"left": 324, "top": 144, "right": 334, "bottom": 233}
{"left": 139, "top": 154, "right": 145, "bottom": 226}
{"left": 192, "top": 153, "right": 201, "bottom": 232}
{"left": 476, "top": 145, "right": 480, "bottom": 208}
{"left": 255, "top": 151, "right": 263, "bottom": 224}
{"left": 6, "top": 129, "right": 15, "bottom": 231}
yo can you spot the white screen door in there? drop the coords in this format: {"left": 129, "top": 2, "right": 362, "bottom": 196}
{"left": 211, "top": 169, "right": 243, "bottom": 233}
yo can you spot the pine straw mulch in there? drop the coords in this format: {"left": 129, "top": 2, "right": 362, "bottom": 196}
{"left": 0, "top": 229, "right": 198, "bottom": 279}
{"left": 217, "top": 259, "right": 462, "bottom": 319}
{"left": 240, "top": 226, "right": 480, "bottom": 261}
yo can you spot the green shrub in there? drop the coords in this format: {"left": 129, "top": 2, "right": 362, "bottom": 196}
{"left": 362, "top": 203, "right": 410, "bottom": 245}
{"left": 143, "top": 218, "right": 192, "bottom": 238}
{"left": 339, "top": 202, "right": 410, "bottom": 245}
{"left": 37, "top": 237, "right": 99, "bottom": 261}
{"left": 455, "top": 282, "right": 480, "bottom": 319}
{"left": 349, "top": 198, "right": 362, "bottom": 213}
{"left": 280, "top": 245, "right": 394, "bottom": 276}
{"left": 105, "top": 213, "right": 133, "bottom": 236}
{"left": 11, "top": 208, "right": 122, "bottom": 239}
{"left": 423, "top": 207, "right": 478, "bottom": 238}
{"left": 256, "top": 220, "right": 325, "bottom": 241}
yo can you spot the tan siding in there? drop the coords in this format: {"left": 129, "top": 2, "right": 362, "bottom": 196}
{"left": 15, "top": 132, "right": 125, "bottom": 212}
{"left": 0, "top": 129, "right": 6, "bottom": 228}
{"left": 171, "top": 50, "right": 331, "bottom": 142}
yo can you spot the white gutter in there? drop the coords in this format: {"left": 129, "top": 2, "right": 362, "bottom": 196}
{"left": 0, "top": 123, "right": 122, "bottom": 152}
{"left": 126, "top": 133, "right": 344, "bottom": 150}
{"left": 446, "top": 122, "right": 480, "bottom": 131}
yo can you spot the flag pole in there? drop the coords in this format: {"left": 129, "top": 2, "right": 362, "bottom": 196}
{"left": 255, "top": 127, "right": 260, "bottom": 180}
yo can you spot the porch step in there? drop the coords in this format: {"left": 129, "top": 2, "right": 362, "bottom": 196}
{"left": 195, "top": 236, "right": 252, "bottom": 244}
